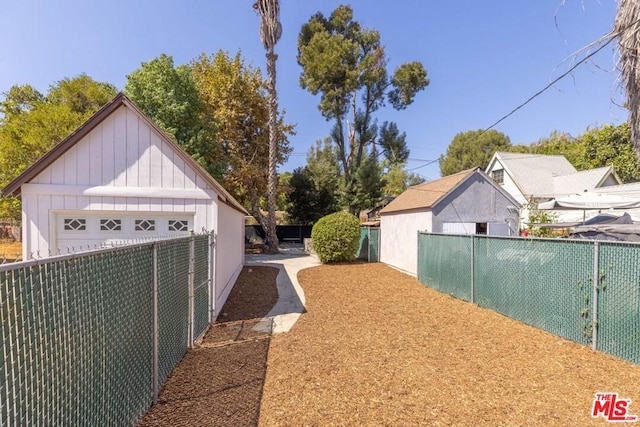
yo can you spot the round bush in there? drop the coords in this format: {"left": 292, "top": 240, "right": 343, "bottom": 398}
{"left": 311, "top": 212, "right": 361, "bottom": 263}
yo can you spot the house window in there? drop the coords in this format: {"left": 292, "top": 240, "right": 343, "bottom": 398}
{"left": 492, "top": 169, "right": 504, "bottom": 184}
{"left": 169, "top": 220, "right": 189, "bottom": 232}
{"left": 100, "top": 219, "right": 122, "bottom": 231}
{"left": 135, "top": 219, "right": 156, "bottom": 231}
{"left": 64, "top": 218, "right": 86, "bottom": 231}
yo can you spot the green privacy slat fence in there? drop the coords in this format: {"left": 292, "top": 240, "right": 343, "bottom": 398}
{"left": 0, "top": 233, "right": 214, "bottom": 427}
{"left": 358, "top": 227, "right": 380, "bottom": 262}
{"left": 473, "top": 236, "right": 594, "bottom": 346}
{"left": 417, "top": 232, "right": 640, "bottom": 365}
{"left": 193, "top": 235, "right": 210, "bottom": 340}
{"left": 157, "top": 239, "right": 190, "bottom": 388}
{"left": 417, "top": 233, "right": 472, "bottom": 301}
{"left": 357, "top": 228, "right": 369, "bottom": 260}
{"left": 597, "top": 244, "right": 640, "bottom": 364}
{"left": 369, "top": 228, "right": 380, "bottom": 262}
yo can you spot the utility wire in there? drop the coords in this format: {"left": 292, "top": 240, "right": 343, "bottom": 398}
{"left": 483, "top": 15, "right": 640, "bottom": 134}
{"left": 483, "top": 33, "right": 617, "bottom": 133}
{"left": 407, "top": 158, "right": 439, "bottom": 171}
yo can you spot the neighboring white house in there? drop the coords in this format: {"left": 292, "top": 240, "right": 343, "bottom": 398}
{"left": 1, "top": 93, "right": 248, "bottom": 312}
{"left": 379, "top": 168, "right": 519, "bottom": 276}
{"left": 485, "top": 151, "right": 621, "bottom": 204}
{"left": 485, "top": 151, "right": 623, "bottom": 224}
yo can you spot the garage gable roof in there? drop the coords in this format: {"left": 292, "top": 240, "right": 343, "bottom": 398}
{"left": 380, "top": 168, "right": 477, "bottom": 214}
{"left": 1, "top": 92, "right": 248, "bottom": 215}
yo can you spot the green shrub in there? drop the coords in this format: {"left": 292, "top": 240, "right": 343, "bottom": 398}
{"left": 311, "top": 212, "right": 360, "bottom": 263}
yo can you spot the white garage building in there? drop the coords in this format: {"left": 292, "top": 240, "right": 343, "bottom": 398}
{"left": 2, "top": 93, "right": 248, "bottom": 303}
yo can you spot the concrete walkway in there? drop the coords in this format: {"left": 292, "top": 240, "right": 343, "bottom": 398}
{"left": 245, "top": 245, "right": 319, "bottom": 334}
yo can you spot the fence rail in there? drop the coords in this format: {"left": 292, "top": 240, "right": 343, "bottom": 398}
{"left": 417, "top": 232, "right": 640, "bottom": 365}
{"left": 0, "top": 233, "right": 214, "bottom": 426}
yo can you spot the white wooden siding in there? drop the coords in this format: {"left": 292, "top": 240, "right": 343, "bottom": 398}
{"left": 214, "top": 202, "right": 244, "bottom": 317}
{"left": 380, "top": 210, "right": 433, "bottom": 276}
{"left": 21, "top": 104, "right": 220, "bottom": 259}
{"left": 485, "top": 163, "right": 527, "bottom": 206}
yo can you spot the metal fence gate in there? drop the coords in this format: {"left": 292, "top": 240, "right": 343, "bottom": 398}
{"left": 0, "top": 233, "right": 214, "bottom": 426}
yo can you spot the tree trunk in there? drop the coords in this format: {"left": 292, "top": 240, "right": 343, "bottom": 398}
{"left": 264, "top": 48, "right": 279, "bottom": 254}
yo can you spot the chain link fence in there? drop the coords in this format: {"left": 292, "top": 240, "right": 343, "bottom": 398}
{"left": 0, "top": 233, "right": 214, "bottom": 426}
{"left": 417, "top": 232, "right": 640, "bottom": 365}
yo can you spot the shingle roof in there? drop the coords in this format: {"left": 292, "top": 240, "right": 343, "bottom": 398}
{"left": 380, "top": 169, "right": 476, "bottom": 214}
{"left": 494, "top": 152, "right": 577, "bottom": 197}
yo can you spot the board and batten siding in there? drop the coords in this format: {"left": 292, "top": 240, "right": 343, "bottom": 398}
{"left": 20, "top": 105, "right": 219, "bottom": 259}
{"left": 380, "top": 210, "right": 433, "bottom": 276}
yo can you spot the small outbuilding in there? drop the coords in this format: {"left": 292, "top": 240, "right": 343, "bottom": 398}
{"left": 379, "top": 168, "right": 520, "bottom": 275}
{"left": 1, "top": 93, "right": 248, "bottom": 308}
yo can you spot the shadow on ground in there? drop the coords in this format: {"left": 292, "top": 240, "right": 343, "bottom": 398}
{"left": 137, "top": 266, "right": 279, "bottom": 427}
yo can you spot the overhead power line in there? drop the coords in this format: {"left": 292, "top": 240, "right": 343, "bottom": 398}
{"left": 483, "top": 33, "right": 617, "bottom": 133}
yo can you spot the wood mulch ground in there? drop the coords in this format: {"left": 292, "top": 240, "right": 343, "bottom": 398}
{"left": 138, "top": 261, "right": 640, "bottom": 427}
{"left": 137, "top": 266, "right": 279, "bottom": 427}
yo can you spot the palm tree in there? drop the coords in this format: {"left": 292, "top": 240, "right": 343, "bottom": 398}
{"left": 616, "top": 0, "right": 640, "bottom": 153}
{"left": 254, "top": 0, "right": 282, "bottom": 254}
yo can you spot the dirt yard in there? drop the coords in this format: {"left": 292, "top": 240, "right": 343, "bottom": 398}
{"left": 139, "top": 262, "right": 640, "bottom": 426}
{"left": 0, "top": 241, "right": 21, "bottom": 262}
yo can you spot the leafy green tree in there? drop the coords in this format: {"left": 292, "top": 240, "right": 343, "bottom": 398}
{"left": 48, "top": 73, "right": 117, "bottom": 115}
{"left": 125, "top": 54, "right": 223, "bottom": 178}
{"left": 0, "top": 85, "right": 44, "bottom": 117}
{"left": 297, "top": 5, "right": 428, "bottom": 213}
{"left": 0, "top": 77, "right": 117, "bottom": 220}
{"left": 530, "top": 131, "right": 585, "bottom": 169}
{"left": 378, "top": 121, "right": 409, "bottom": 166}
{"left": 287, "top": 167, "right": 319, "bottom": 224}
{"left": 527, "top": 125, "right": 640, "bottom": 183}
{"left": 276, "top": 172, "right": 292, "bottom": 212}
{"left": 580, "top": 123, "right": 640, "bottom": 183}
{"left": 349, "top": 148, "right": 385, "bottom": 213}
{"left": 306, "top": 137, "right": 341, "bottom": 201}
{"left": 191, "top": 50, "right": 294, "bottom": 232}
{"left": 439, "top": 129, "right": 511, "bottom": 176}
{"left": 383, "top": 163, "right": 425, "bottom": 197}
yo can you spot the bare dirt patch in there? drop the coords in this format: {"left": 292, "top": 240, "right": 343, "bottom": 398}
{"left": 259, "top": 263, "right": 640, "bottom": 426}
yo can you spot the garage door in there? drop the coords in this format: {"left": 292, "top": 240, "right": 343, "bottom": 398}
{"left": 55, "top": 212, "right": 194, "bottom": 251}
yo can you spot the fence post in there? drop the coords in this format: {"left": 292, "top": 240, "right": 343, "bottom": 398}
{"left": 152, "top": 243, "right": 159, "bottom": 405}
{"left": 591, "top": 241, "right": 600, "bottom": 351}
{"left": 368, "top": 227, "right": 371, "bottom": 262}
{"left": 208, "top": 230, "right": 216, "bottom": 323}
{"left": 470, "top": 236, "right": 475, "bottom": 303}
{"left": 188, "top": 233, "right": 195, "bottom": 348}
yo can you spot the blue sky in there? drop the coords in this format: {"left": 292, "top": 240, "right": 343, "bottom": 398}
{"left": 0, "top": 0, "right": 626, "bottom": 180}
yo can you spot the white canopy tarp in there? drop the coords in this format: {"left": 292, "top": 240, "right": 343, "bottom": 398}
{"left": 539, "top": 193, "right": 640, "bottom": 210}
